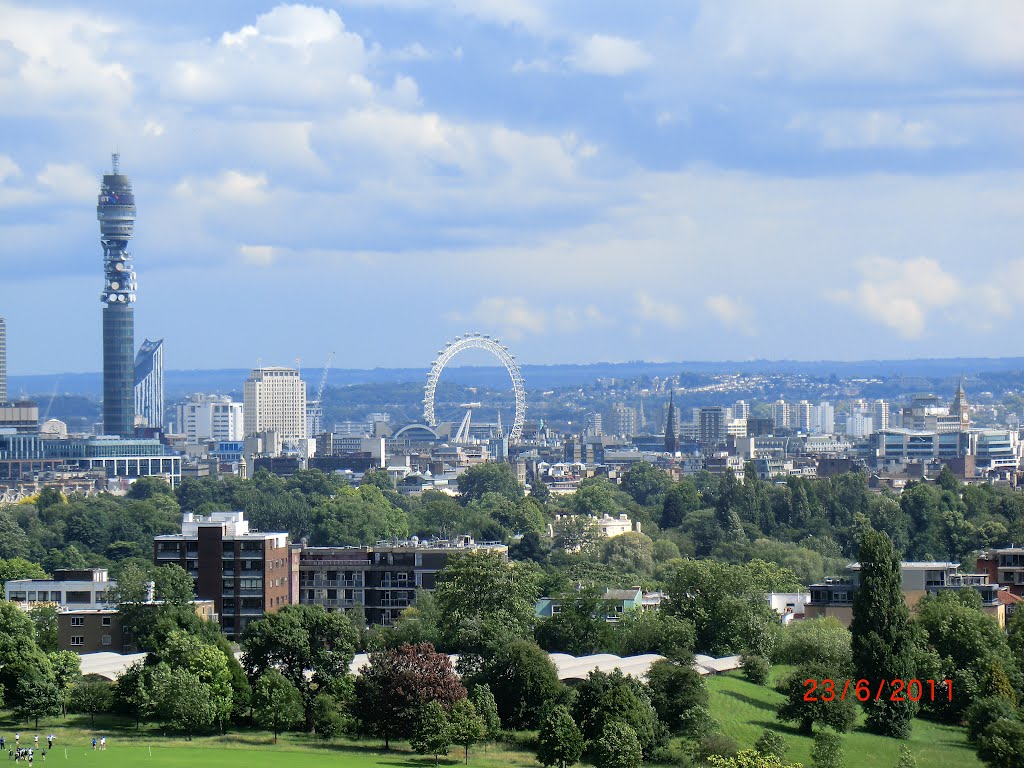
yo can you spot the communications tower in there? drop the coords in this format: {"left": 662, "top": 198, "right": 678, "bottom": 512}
{"left": 97, "top": 153, "right": 138, "bottom": 437}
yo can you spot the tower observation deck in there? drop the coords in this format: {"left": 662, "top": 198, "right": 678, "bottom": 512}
{"left": 97, "top": 153, "right": 137, "bottom": 437}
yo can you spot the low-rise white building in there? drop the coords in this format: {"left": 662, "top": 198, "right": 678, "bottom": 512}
{"left": 5, "top": 568, "right": 150, "bottom": 610}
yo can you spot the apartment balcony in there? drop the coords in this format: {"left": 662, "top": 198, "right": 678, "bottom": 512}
{"left": 377, "top": 599, "right": 412, "bottom": 609}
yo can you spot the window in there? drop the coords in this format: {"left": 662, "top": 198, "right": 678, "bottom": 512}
{"left": 70, "top": 636, "right": 84, "bottom": 646}
{"left": 65, "top": 591, "right": 91, "bottom": 604}
{"left": 101, "top": 617, "right": 112, "bottom": 627}
{"left": 101, "top": 635, "right": 111, "bottom": 646}
{"left": 70, "top": 617, "right": 85, "bottom": 627}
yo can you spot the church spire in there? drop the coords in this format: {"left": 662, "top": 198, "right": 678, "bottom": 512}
{"left": 664, "top": 390, "right": 679, "bottom": 453}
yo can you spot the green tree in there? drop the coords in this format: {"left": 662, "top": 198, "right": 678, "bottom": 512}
{"left": 776, "top": 618, "right": 851, "bottom": 668}
{"left": 159, "top": 630, "right": 234, "bottom": 730}
{"left": 467, "top": 639, "right": 563, "bottom": 730}
{"left": 529, "top": 478, "right": 551, "bottom": 505}
{"left": 111, "top": 660, "right": 154, "bottom": 728}
{"left": 593, "top": 720, "right": 643, "bottom": 768}
{"left": 153, "top": 563, "right": 195, "bottom": 605}
{"left": 776, "top": 662, "right": 856, "bottom": 735}
{"left": 895, "top": 746, "right": 919, "bottom": 768}
{"left": 571, "top": 669, "right": 663, "bottom": 758}
{"left": 755, "top": 729, "right": 788, "bottom": 760}
{"left": 976, "top": 717, "right": 1024, "bottom": 767}
{"left": 48, "top": 649, "right": 81, "bottom": 716}
{"left": 457, "top": 462, "right": 523, "bottom": 504}
{"left": 433, "top": 550, "right": 539, "bottom": 651}
{"left": 614, "top": 610, "right": 695, "bottom": 662}
{"left": 312, "top": 694, "right": 349, "bottom": 740}
{"left": 811, "top": 731, "right": 843, "bottom": 768}
{"left": 621, "top": 461, "right": 671, "bottom": 506}
{"left": 966, "top": 696, "right": 1018, "bottom": 743}
{"left": 128, "top": 476, "right": 175, "bottom": 500}
{"left": 15, "top": 675, "right": 61, "bottom": 728}
{"left": 851, "top": 530, "right": 917, "bottom": 738}
{"left": 412, "top": 700, "right": 451, "bottom": 765}
{"left": 242, "top": 604, "right": 358, "bottom": 730}
{"left": 71, "top": 679, "right": 113, "bottom": 726}
{"left": 536, "top": 705, "right": 584, "bottom": 768}
{"left": 645, "top": 660, "right": 708, "bottom": 736}
{"left": 150, "top": 665, "right": 218, "bottom": 739}
{"left": 361, "top": 468, "right": 394, "bottom": 492}
{"left": 742, "top": 654, "right": 771, "bottom": 686}
{"left": 28, "top": 604, "right": 59, "bottom": 653}
{"left": 0, "top": 557, "right": 46, "bottom": 587}
{"left": 535, "top": 588, "right": 616, "bottom": 656}
{"left": 602, "top": 532, "right": 655, "bottom": 575}
{"left": 470, "top": 684, "right": 501, "bottom": 743}
{"left": 448, "top": 698, "right": 485, "bottom": 764}
{"left": 252, "top": 669, "right": 305, "bottom": 743}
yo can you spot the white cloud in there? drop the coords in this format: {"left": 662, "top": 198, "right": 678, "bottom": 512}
{"left": 166, "top": 4, "right": 370, "bottom": 107}
{"left": 446, "top": 296, "right": 547, "bottom": 340}
{"left": 568, "top": 34, "right": 652, "bottom": 76}
{"left": 239, "top": 244, "right": 276, "bottom": 265}
{"left": 35, "top": 163, "right": 96, "bottom": 201}
{"left": 834, "top": 256, "right": 962, "bottom": 338}
{"left": 142, "top": 119, "right": 166, "bottom": 138}
{"left": 788, "top": 110, "right": 963, "bottom": 150}
{"left": 635, "top": 293, "right": 685, "bottom": 329}
{"left": 0, "top": 156, "right": 21, "bottom": 183}
{"left": 174, "top": 170, "right": 270, "bottom": 204}
{"left": 689, "top": 0, "right": 1024, "bottom": 82}
{"left": 705, "top": 294, "right": 756, "bottom": 335}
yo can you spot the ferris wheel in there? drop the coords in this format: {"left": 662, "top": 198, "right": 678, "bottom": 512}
{"left": 423, "top": 333, "right": 526, "bottom": 442}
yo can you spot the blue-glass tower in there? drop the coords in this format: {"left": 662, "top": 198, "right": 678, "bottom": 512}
{"left": 97, "top": 153, "right": 137, "bottom": 437}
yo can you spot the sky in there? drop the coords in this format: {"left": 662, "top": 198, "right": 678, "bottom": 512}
{"left": 0, "top": 1, "right": 1022, "bottom": 375}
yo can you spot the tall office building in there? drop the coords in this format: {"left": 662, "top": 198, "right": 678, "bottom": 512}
{"left": 134, "top": 338, "right": 164, "bottom": 429}
{"left": 611, "top": 404, "right": 636, "bottom": 437}
{"left": 871, "top": 399, "right": 890, "bottom": 432}
{"left": 584, "top": 412, "right": 603, "bottom": 437}
{"left": 97, "top": 154, "right": 137, "bottom": 437}
{"left": 0, "top": 316, "right": 6, "bottom": 403}
{"left": 771, "top": 400, "right": 790, "bottom": 430}
{"left": 243, "top": 367, "right": 307, "bottom": 440}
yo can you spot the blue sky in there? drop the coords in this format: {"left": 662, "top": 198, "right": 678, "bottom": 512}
{"left": 0, "top": 1, "right": 1022, "bottom": 374}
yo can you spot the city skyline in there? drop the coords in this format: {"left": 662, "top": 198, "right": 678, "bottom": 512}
{"left": 1, "top": 2, "right": 1022, "bottom": 375}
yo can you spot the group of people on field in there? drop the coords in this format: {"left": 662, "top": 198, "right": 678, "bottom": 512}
{"left": 0, "top": 733, "right": 56, "bottom": 764}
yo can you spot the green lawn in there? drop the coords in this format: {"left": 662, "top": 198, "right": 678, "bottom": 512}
{"left": 0, "top": 716, "right": 536, "bottom": 768}
{"left": 704, "top": 668, "right": 982, "bottom": 768}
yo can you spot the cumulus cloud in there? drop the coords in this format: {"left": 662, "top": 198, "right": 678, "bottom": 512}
{"left": 166, "top": 4, "right": 371, "bottom": 107}
{"left": 35, "top": 163, "right": 96, "bottom": 201}
{"left": 833, "top": 256, "right": 962, "bottom": 338}
{"left": 705, "top": 294, "right": 756, "bottom": 335}
{"left": 568, "top": 34, "right": 652, "bottom": 76}
{"left": 635, "top": 293, "right": 685, "bottom": 329}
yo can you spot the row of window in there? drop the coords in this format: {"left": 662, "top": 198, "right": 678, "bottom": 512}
{"left": 69, "top": 616, "right": 112, "bottom": 627}
{"left": 69, "top": 635, "right": 112, "bottom": 646}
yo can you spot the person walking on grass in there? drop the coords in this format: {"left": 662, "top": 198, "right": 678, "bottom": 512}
{"left": 44, "top": 737, "right": 50, "bottom": 752}
{"left": 90, "top": 739, "right": 95, "bottom": 750}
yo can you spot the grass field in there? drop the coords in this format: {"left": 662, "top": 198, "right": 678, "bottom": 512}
{"left": 704, "top": 668, "right": 982, "bottom": 768}
{"left": 0, "top": 669, "right": 984, "bottom": 768}
{"left": 0, "top": 717, "right": 537, "bottom": 768}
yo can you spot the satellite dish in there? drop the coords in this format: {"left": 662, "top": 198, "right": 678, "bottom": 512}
{"left": 111, "top": 282, "right": 119, "bottom": 290}
{"left": 108, "top": 295, "right": 116, "bottom": 302}
{"left": 115, "top": 263, "right": 124, "bottom": 271}
{"left": 118, "top": 294, "right": 126, "bottom": 302}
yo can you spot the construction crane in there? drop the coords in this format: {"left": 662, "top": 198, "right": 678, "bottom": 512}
{"left": 305, "top": 352, "right": 335, "bottom": 437}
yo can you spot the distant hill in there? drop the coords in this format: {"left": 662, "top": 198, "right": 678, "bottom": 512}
{"left": 8, "top": 357, "right": 1024, "bottom": 401}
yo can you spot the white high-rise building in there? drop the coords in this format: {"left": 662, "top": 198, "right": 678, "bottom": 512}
{"left": 771, "top": 400, "right": 790, "bottom": 430}
{"left": 177, "top": 394, "right": 245, "bottom": 442}
{"left": 846, "top": 413, "right": 874, "bottom": 438}
{"left": 871, "top": 400, "right": 890, "bottom": 432}
{"left": 732, "top": 400, "right": 750, "bottom": 420}
{"left": 810, "top": 402, "right": 835, "bottom": 435}
{"left": 791, "top": 400, "right": 813, "bottom": 433}
{"left": 243, "top": 367, "right": 307, "bottom": 440}
{"left": 585, "top": 412, "right": 603, "bottom": 437}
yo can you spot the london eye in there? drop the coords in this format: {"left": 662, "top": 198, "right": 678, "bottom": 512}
{"left": 423, "top": 333, "right": 526, "bottom": 442}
